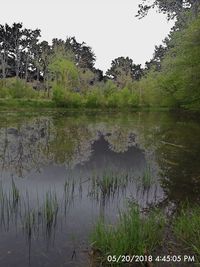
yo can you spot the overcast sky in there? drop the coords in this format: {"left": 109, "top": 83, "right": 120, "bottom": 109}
{"left": 1, "top": 0, "right": 174, "bottom": 72}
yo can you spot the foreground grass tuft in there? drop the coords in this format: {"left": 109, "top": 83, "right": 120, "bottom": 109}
{"left": 91, "top": 205, "right": 165, "bottom": 262}
{"left": 173, "top": 205, "right": 200, "bottom": 259}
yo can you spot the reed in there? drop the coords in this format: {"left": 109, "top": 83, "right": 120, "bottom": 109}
{"left": 141, "top": 165, "right": 155, "bottom": 189}
{"left": 11, "top": 178, "right": 20, "bottom": 206}
{"left": 89, "top": 172, "right": 129, "bottom": 200}
{"left": 0, "top": 181, "right": 60, "bottom": 239}
{"left": 43, "top": 191, "right": 58, "bottom": 230}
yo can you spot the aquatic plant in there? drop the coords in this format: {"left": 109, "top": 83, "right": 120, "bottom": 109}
{"left": 11, "top": 178, "right": 20, "bottom": 206}
{"left": 0, "top": 182, "right": 10, "bottom": 230}
{"left": 42, "top": 191, "right": 58, "bottom": 231}
{"left": 141, "top": 165, "right": 155, "bottom": 189}
{"left": 88, "top": 172, "right": 129, "bottom": 200}
{"left": 23, "top": 209, "right": 37, "bottom": 238}
{"left": 0, "top": 181, "right": 60, "bottom": 239}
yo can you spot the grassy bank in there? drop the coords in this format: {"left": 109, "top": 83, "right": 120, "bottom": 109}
{"left": 0, "top": 97, "right": 172, "bottom": 111}
{"left": 0, "top": 98, "right": 55, "bottom": 109}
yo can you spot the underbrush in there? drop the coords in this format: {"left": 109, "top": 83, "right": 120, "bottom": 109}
{"left": 52, "top": 86, "right": 140, "bottom": 109}
{"left": 0, "top": 78, "right": 37, "bottom": 99}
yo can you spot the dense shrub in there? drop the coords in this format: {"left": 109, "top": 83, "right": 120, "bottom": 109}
{"left": 102, "top": 80, "right": 118, "bottom": 97}
{"left": 52, "top": 85, "right": 83, "bottom": 108}
{"left": 0, "top": 86, "right": 10, "bottom": 98}
{"left": 85, "top": 89, "right": 105, "bottom": 108}
{"left": 106, "top": 93, "right": 120, "bottom": 108}
{"left": 0, "top": 78, "right": 37, "bottom": 99}
{"left": 52, "top": 84, "right": 140, "bottom": 109}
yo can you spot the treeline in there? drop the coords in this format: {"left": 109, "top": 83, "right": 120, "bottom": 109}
{"left": 0, "top": 23, "right": 103, "bottom": 86}
{"left": 0, "top": 0, "right": 200, "bottom": 110}
{"left": 0, "top": 22, "right": 144, "bottom": 107}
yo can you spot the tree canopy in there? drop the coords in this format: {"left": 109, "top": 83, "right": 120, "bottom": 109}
{"left": 106, "top": 57, "right": 143, "bottom": 88}
{"left": 136, "top": 0, "right": 200, "bottom": 19}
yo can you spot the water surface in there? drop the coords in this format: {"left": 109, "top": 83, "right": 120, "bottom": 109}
{"left": 0, "top": 110, "right": 200, "bottom": 267}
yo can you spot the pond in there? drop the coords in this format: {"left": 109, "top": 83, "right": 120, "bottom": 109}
{"left": 0, "top": 110, "right": 200, "bottom": 267}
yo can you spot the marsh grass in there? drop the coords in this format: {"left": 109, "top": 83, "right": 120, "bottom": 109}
{"left": 141, "top": 165, "right": 155, "bottom": 189}
{"left": 43, "top": 191, "right": 58, "bottom": 230}
{"left": 23, "top": 209, "right": 37, "bottom": 238}
{"left": 0, "top": 182, "right": 11, "bottom": 230}
{"left": 0, "top": 180, "right": 60, "bottom": 239}
{"left": 173, "top": 205, "right": 200, "bottom": 260}
{"left": 89, "top": 172, "right": 129, "bottom": 200}
{"left": 11, "top": 178, "right": 20, "bottom": 206}
{"left": 91, "top": 205, "right": 165, "bottom": 262}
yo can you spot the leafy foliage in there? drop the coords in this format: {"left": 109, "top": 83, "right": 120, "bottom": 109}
{"left": 106, "top": 57, "right": 143, "bottom": 88}
{"left": 49, "top": 55, "right": 79, "bottom": 90}
{"left": 141, "top": 15, "right": 200, "bottom": 110}
{"left": 0, "top": 78, "right": 37, "bottom": 99}
{"left": 136, "top": 0, "right": 200, "bottom": 20}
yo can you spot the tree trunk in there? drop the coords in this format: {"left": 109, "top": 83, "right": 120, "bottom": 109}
{"left": 0, "top": 53, "right": 7, "bottom": 79}
{"left": 36, "top": 67, "right": 40, "bottom": 82}
{"left": 192, "top": 0, "right": 199, "bottom": 18}
{"left": 25, "top": 55, "right": 29, "bottom": 82}
{"left": 15, "top": 49, "right": 21, "bottom": 78}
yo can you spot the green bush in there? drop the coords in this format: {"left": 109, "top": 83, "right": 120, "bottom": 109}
{"left": 67, "top": 92, "right": 83, "bottom": 108}
{"left": 85, "top": 89, "right": 105, "bottom": 108}
{"left": 119, "top": 87, "right": 139, "bottom": 107}
{"left": 5, "top": 78, "right": 37, "bottom": 99}
{"left": 106, "top": 93, "right": 120, "bottom": 108}
{"left": 0, "top": 87, "right": 11, "bottom": 98}
{"left": 52, "top": 85, "right": 65, "bottom": 105}
{"left": 102, "top": 80, "right": 118, "bottom": 97}
{"left": 52, "top": 85, "right": 83, "bottom": 108}
{"left": 0, "top": 78, "right": 37, "bottom": 99}
{"left": 52, "top": 82, "right": 140, "bottom": 109}
{"left": 128, "top": 91, "right": 139, "bottom": 107}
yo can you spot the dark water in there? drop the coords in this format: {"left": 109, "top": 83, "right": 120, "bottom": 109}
{"left": 0, "top": 110, "right": 200, "bottom": 267}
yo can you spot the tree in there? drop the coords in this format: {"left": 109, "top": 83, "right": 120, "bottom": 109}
{"left": 39, "top": 41, "right": 52, "bottom": 91}
{"left": 21, "top": 28, "right": 41, "bottom": 81}
{"left": 141, "top": 16, "right": 200, "bottom": 109}
{"left": 136, "top": 0, "right": 200, "bottom": 20}
{"left": 0, "top": 23, "right": 41, "bottom": 80}
{"left": 9, "top": 23, "right": 25, "bottom": 78}
{"left": 145, "top": 45, "right": 168, "bottom": 71}
{"left": 78, "top": 68, "right": 96, "bottom": 90}
{"left": 0, "top": 24, "right": 8, "bottom": 78}
{"left": 65, "top": 37, "right": 96, "bottom": 70}
{"left": 106, "top": 57, "right": 143, "bottom": 88}
{"left": 49, "top": 54, "right": 79, "bottom": 90}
